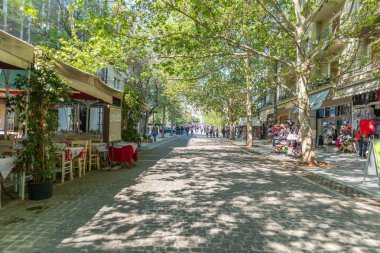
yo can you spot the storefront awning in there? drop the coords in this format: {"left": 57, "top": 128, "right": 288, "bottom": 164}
{"left": 294, "top": 89, "right": 330, "bottom": 113}
{"left": 333, "top": 80, "right": 380, "bottom": 100}
{"left": 55, "top": 61, "right": 123, "bottom": 105}
{"left": 0, "top": 30, "right": 34, "bottom": 69}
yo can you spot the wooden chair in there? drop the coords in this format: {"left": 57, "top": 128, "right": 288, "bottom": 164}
{"left": 54, "top": 143, "right": 73, "bottom": 183}
{"left": 87, "top": 140, "right": 100, "bottom": 171}
{"left": 71, "top": 140, "right": 88, "bottom": 177}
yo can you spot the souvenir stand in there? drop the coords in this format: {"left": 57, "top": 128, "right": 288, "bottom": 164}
{"left": 338, "top": 124, "right": 354, "bottom": 152}
{"left": 321, "top": 121, "right": 336, "bottom": 146}
{"left": 352, "top": 91, "right": 380, "bottom": 157}
{"left": 271, "top": 120, "right": 302, "bottom": 157}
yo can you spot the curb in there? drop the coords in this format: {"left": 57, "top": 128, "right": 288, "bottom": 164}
{"left": 139, "top": 135, "right": 178, "bottom": 151}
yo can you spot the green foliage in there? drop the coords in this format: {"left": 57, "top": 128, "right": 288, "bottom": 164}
{"left": 10, "top": 49, "right": 71, "bottom": 182}
{"left": 121, "top": 85, "right": 145, "bottom": 143}
{"left": 122, "top": 85, "right": 145, "bottom": 129}
{"left": 204, "top": 111, "right": 226, "bottom": 126}
{"left": 121, "top": 128, "right": 141, "bottom": 143}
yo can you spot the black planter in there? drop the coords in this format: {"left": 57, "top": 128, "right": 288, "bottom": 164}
{"left": 28, "top": 181, "right": 53, "bottom": 200}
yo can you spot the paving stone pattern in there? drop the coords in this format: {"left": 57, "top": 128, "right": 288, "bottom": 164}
{"left": 1, "top": 136, "right": 380, "bottom": 252}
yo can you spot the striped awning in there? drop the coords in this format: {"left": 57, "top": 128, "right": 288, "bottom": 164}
{"left": 333, "top": 80, "right": 380, "bottom": 100}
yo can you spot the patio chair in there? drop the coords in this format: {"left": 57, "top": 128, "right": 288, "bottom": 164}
{"left": 54, "top": 143, "right": 73, "bottom": 183}
{"left": 71, "top": 140, "right": 88, "bottom": 177}
{"left": 87, "top": 140, "right": 100, "bottom": 171}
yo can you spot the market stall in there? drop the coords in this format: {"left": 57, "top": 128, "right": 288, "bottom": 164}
{"left": 271, "top": 120, "right": 302, "bottom": 157}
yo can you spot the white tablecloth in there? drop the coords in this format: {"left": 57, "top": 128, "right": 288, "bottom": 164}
{"left": 91, "top": 143, "right": 107, "bottom": 153}
{"left": 0, "top": 157, "right": 16, "bottom": 179}
{"left": 114, "top": 142, "right": 138, "bottom": 152}
{"left": 68, "top": 147, "right": 84, "bottom": 158}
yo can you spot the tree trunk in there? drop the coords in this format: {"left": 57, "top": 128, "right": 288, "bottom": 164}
{"left": 143, "top": 111, "right": 149, "bottom": 134}
{"left": 244, "top": 57, "right": 253, "bottom": 147}
{"left": 273, "top": 62, "right": 279, "bottom": 125}
{"left": 297, "top": 67, "right": 316, "bottom": 163}
{"left": 161, "top": 105, "right": 166, "bottom": 138}
{"left": 229, "top": 125, "right": 235, "bottom": 141}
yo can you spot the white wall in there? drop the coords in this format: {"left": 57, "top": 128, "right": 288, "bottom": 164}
{"left": 58, "top": 107, "right": 72, "bottom": 131}
{"left": 89, "top": 107, "right": 103, "bottom": 132}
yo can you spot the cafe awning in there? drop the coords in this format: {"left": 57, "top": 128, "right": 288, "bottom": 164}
{"left": 294, "top": 89, "right": 330, "bottom": 114}
{"left": 333, "top": 80, "right": 380, "bottom": 100}
{"left": 55, "top": 61, "right": 123, "bottom": 105}
{"left": 0, "top": 30, "right": 34, "bottom": 70}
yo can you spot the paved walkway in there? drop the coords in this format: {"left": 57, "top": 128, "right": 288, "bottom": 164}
{"left": 234, "top": 139, "right": 380, "bottom": 197}
{"left": 1, "top": 135, "right": 380, "bottom": 252}
{"left": 140, "top": 133, "right": 177, "bottom": 151}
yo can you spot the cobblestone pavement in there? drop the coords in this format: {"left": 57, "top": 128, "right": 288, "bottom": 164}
{"left": 1, "top": 136, "right": 380, "bottom": 252}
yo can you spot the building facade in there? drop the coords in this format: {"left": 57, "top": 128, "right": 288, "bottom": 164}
{"left": 259, "top": 0, "right": 380, "bottom": 145}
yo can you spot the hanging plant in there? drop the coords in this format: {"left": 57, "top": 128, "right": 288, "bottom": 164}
{"left": 9, "top": 48, "right": 71, "bottom": 183}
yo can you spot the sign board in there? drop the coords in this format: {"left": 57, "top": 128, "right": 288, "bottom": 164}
{"left": 103, "top": 106, "right": 122, "bottom": 143}
{"left": 364, "top": 139, "right": 380, "bottom": 185}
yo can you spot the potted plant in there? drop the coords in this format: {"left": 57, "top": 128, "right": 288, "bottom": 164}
{"left": 10, "top": 49, "right": 70, "bottom": 200}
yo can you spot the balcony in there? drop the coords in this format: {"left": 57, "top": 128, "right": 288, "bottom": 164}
{"left": 340, "top": 60, "right": 380, "bottom": 86}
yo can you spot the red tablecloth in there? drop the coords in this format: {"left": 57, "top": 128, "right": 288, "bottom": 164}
{"left": 108, "top": 145, "right": 138, "bottom": 165}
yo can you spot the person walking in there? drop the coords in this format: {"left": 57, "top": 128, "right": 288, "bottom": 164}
{"left": 210, "top": 126, "right": 214, "bottom": 138}
{"left": 151, "top": 124, "right": 159, "bottom": 142}
{"left": 215, "top": 127, "right": 219, "bottom": 138}
{"left": 205, "top": 126, "right": 209, "bottom": 138}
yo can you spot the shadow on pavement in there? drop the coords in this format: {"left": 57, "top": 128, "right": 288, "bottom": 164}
{"left": 51, "top": 137, "right": 380, "bottom": 252}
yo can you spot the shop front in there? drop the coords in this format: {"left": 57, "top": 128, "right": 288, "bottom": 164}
{"left": 0, "top": 31, "right": 34, "bottom": 139}
{"left": 55, "top": 62, "right": 123, "bottom": 142}
{"left": 259, "top": 107, "right": 274, "bottom": 138}
{"left": 315, "top": 96, "right": 353, "bottom": 147}
{"left": 293, "top": 88, "right": 330, "bottom": 146}
{"left": 332, "top": 79, "right": 380, "bottom": 155}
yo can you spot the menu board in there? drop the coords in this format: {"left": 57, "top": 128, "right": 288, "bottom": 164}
{"left": 103, "top": 106, "right": 122, "bottom": 142}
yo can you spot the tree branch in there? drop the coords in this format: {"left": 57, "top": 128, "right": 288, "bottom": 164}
{"left": 162, "top": 0, "right": 294, "bottom": 67}
{"left": 158, "top": 52, "right": 246, "bottom": 59}
{"left": 215, "top": 35, "right": 294, "bottom": 67}
{"left": 167, "top": 66, "right": 225, "bottom": 81}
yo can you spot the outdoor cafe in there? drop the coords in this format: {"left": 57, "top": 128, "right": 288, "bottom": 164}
{"left": 0, "top": 30, "right": 139, "bottom": 207}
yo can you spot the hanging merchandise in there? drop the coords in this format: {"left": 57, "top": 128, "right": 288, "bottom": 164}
{"left": 322, "top": 121, "right": 335, "bottom": 146}
{"left": 360, "top": 120, "right": 376, "bottom": 135}
{"left": 330, "top": 106, "right": 336, "bottom": 117}
{"left": 271, "top": 121, "right": 301, "bottom": 157}
{"left": 339, "top": 124, "right": 353, "bottom": 152}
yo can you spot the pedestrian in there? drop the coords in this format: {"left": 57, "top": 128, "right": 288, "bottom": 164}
{"left": 359, "top": 133, "right": 369, "bottom": 158}
{"left": 215, "top": 127, "right": 219, "bottom": 138}
{"left": 151, "top": 124, "right": 159, "bottom": 142}
{"left": 205, "top": 127, "right": 209, "bottom": 138}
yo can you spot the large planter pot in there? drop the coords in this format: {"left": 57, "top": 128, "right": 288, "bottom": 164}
{"left": 28, "top": 181, "right": 53, "bottom": 200}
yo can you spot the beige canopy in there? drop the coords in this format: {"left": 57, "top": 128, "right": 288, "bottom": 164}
{"left": 55, "top": 61, "right": 123, "bottom": 104}
{"left": 0, "top": 30, "right": 34, "bottom": 69}
{"left": 0, "top": 30, "right": 123, "bottom": 105}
